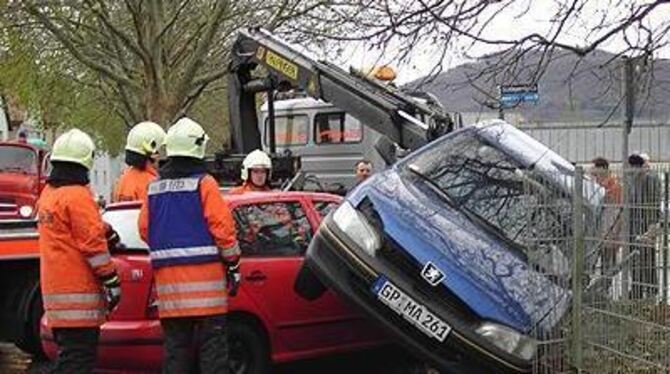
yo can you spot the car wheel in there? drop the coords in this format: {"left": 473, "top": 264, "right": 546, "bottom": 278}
{"left": 15, "top": 281, "right": 45, "bottom": 359}
{"left": 229, "top": 322, "right": 270, "bottom": 374}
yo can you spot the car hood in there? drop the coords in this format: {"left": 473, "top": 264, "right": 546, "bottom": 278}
{"left": 349, "top": 170, "right": 570, "bottom": 334}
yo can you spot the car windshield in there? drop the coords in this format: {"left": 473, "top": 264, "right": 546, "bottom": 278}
{"left": 407, "top": 131, "right": 574, "bottom": 251}
{"left": 0, "top": 146, "right": 37, "bottom": 174}
{"left": 103, "top": 208, "right": 148, "bottom": 251}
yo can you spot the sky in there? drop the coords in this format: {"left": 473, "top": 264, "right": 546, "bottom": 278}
{"left": 331, "top": 0, "right": 670, "bottom": 84}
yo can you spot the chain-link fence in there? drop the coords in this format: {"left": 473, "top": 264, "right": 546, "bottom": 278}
{"left": 523, "top": 165, "right": 670, "bottom": 373}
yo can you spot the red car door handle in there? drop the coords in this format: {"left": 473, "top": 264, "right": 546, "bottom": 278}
{"left": 245, "top": 271, "right": 267, "bottom": 282}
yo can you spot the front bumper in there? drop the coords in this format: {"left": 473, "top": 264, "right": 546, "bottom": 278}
{"left": 304, "top": 217, "right": 532, "bottom": 374}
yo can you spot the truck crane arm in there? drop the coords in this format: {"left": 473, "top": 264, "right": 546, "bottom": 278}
{"left": 227, "top": 27, "right": 452, "bottom": 162}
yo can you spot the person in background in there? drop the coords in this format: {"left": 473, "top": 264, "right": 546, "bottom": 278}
{"left": 627, "top": 153, "right": 661, "bottom": 299}
{"left": 354, "top": 159, "right": 373, "bottom": 185}
{"left": 113, "top": 121, "right": 166, "bottom": 202}
{"left": 228, "top": 149, "right": 272, "bottom": 194}
{"left": 590, "top": 157, "right": 622, "bottom": 289}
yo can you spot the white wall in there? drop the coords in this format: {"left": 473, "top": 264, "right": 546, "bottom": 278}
{"left": 90, "top": 153, "right": 124, "bottom": 202}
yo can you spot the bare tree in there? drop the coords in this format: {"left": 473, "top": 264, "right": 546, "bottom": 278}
{"left": 7, "top": 0, "right": 336, "bottom": 129}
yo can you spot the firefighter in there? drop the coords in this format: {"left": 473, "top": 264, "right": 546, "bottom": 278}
{"left": 113, "top": 121, "right": 167, "bottom": 202}
{"left": 228, "top": 149, "right": 272, "bottom": 194}
{"left": 138, "top": 117, "right": 240, "bottom": 374}
{"left": 37, "top": 129, "right": 121, "bottom": 373}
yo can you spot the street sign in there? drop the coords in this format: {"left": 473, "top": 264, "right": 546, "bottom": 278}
{"left": 499, "top": 83, "right": 539, "bottom": 105}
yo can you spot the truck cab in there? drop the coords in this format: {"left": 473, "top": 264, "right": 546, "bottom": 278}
{"left": 0, "top": 142, "right": 49, "bottom": 219}
{"left": 259, "top": 97, "right": 385, "bottom": 193}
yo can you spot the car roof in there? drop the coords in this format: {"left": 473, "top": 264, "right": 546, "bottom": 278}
{"left": 104, "top": 190, "right": 341, "bottom": 211}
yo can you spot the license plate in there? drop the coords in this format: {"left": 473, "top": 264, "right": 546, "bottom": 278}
{"left": 373, "top": 276, "right": 451, "bottom": 342}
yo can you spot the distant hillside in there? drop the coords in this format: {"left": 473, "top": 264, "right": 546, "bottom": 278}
{"left": 407, "top": 50, "right": 670, "bottom": 124}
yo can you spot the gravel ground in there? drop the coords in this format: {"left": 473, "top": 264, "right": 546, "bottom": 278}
{"left": 0, "top": 343, "right": 434, "bottom": 374}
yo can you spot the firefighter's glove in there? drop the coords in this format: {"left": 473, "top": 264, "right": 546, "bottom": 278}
{"left": 101, "top": 273, "right": 122, "bottom": 313}
{"left": 105, "top": 225, "right": 121, "bottom": 252}
{"left": 226, "top": 261, "right": 241, "bottom": 297}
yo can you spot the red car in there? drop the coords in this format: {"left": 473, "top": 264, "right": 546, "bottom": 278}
{"left": 41, "top": 191, "right": 385, "bottom": 373}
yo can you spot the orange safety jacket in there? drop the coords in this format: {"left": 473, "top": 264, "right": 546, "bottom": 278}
{"left": 112, "top": 164, "right": 158, "bottom": 202}
{"left": 228, "top": 182, "right": 270, "bottom": 195}
{"left": 138, "top": 175, "right": 239, "bottom": 319}
{"left": 37, "top": 185, "right": 116, "bottom": 328}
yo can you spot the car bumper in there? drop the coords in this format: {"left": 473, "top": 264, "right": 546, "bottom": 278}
{"left": 41, "top": 319, "right": 163, "bottom": 370}
{"left": 304, "top": 217, "right": 532, "bottom": 374}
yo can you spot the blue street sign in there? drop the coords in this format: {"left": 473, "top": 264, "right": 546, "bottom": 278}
{"left": 499, "top": 84, "right": 539, "bottom": 105}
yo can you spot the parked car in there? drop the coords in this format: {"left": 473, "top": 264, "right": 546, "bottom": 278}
{"left": 300, "top": 120, "right": 604, "bottom": 373}
{"left": 40, "top": 191, "right": 385, "bottom": 373}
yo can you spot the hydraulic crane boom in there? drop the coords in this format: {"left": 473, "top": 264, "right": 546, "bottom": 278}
{"left": 228, "top": 27, "right": 452, "bottom": 162}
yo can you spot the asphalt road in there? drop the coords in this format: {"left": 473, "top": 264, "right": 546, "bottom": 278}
{"left": 0, "top": 343, "right": 433, "bottom": 374}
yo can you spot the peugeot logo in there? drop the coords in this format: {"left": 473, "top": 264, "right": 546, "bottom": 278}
{"left": 421, "top": 262, "right": 445, "bottom": 286}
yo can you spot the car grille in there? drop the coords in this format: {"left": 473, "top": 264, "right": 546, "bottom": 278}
{"left": 0, "top": 197, "right": 17, "bottom": 213}
{"left": 378, "top": 239, "right": 478, "bottom": 324}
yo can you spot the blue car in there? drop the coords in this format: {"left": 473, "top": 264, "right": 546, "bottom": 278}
{"left": 301, "top": 120, "right": 604, "bottom": 373}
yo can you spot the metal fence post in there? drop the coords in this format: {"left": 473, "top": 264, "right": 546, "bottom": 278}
{"left": 663, "top": 171, "right": 669, "bottom": 307}
{"left": 571, "top": 167, "right": 585, "bottom": 372}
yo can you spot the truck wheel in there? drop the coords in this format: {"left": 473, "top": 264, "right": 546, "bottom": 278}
{"left": 229, "top": 322, "right": 270, "bottom": 374}
{"left": 15, "top": 282, "right": 45, "bottom": 359}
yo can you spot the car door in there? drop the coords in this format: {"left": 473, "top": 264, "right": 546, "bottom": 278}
{"left": 231, "top": 196, "right": 370, "bottom": 353}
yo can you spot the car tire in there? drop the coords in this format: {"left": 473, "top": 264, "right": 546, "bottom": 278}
{"left": 229, "top": 322, "right": 270, "bottom": 374}
{"left": 294, "top": 264, "right": 327, "bottom": 301}
{"left": 15, "top": 281, "right": 45, "bottom": 359}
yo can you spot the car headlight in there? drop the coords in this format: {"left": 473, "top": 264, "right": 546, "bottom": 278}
{"left": 475, "top": 322, "right": 538, "bottom": 361}
{"left": 332, "top": 201, "right": 381, "bottom": 257}
{"left": 19, "top": 205, "right": 34, "bottom": 218}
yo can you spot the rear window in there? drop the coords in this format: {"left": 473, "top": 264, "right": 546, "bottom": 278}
{"left": 265, "top": 115, "right": 309, "bottom": 146}
{"left": 314, "top": 112, "right": 362, "bottom": 144}
{"left": 103, "top": 209, "right": 148, "bottom": 251}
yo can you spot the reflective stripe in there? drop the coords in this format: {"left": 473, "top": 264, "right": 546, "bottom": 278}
{"left": 157, "top": 280, "right": 226, "bottom": 296}
{"left": 87, "top": 252, "right": 111, "bottom": 268}
{"left": 221, "top": 243, "right": 241, "bottom": 258}
{"left": 148, "top": 178, "right": 199, "bottom": 196}
{"left": 151, "top": 245, "right": 219, "bottom": 260}
{"left": 43, "top": 293, "right": 102, "bottom": 305}
{"left": 46, "top": 309, "right": 103, "bottom": 321}
{"left": 159, "top": 297, "right": 227, "bottom": 311}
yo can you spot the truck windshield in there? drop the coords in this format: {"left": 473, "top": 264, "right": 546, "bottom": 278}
{"left": 408, "top": 131, "right": 573, "bottom": 249}
{"left": 0, "top": 146, "right": 37, "bottom": 174}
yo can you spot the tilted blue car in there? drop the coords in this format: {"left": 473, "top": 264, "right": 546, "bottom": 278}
{"left": 301, "top": 120, "right": 604, "bottom": 373}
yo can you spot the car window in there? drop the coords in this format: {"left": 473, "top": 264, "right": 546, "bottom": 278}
{"left": 314, "top": 112, "right": 362, "bottom": 144}
{"left": 265, "top": 115, "right": 309, "bottom": 146}
{"left": 103, "top": 209, "right": 148, "bottom": 251}
{"left": 314, "top": 200, "right": 339, "bottom": 218}
{"left": 233, "top": 202, "right": 313, "bottom": 256}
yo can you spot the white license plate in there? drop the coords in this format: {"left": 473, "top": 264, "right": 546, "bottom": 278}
{"left": 373, "top": 276, "right": 451, "bottom": 342}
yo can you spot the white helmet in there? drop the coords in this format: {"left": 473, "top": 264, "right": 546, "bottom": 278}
{"left": 165, "top": 117, "right": 209, "bottom": 159}
{"left": 241, "top": 149, "right": 272, "bottom": 181}
{"left": 50, "top": 129, "right": 96, "bottom": 170}
{"left": 126, "top": 121, "right": 166, "bottom": 156}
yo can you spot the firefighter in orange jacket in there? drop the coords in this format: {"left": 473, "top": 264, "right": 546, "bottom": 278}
{"left": 38, "top": 129, "right": 121, "bottom": 373}
{"left": 138, "top": 117, "right": 240, "bottom": 374}
{"left": 113, "top": 121, "right": 167, "bottom": 202}
{"left": 228, "top": 149, "right": 272, "bottom": 194}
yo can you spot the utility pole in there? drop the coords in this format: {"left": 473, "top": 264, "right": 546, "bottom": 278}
{"left": 620, "top": 56, "right": 636, "bottom": 300}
